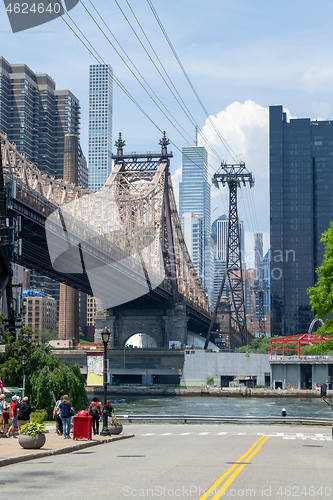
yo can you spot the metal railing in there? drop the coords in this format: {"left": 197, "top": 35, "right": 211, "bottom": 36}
{"left": 270, "top": 355, "right": 333, "bottom": 362}
{"left": 117, "top": 414, "right": 331, "bottom": 425}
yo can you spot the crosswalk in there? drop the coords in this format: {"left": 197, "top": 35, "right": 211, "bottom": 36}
{"left": 138, "top": 430, "right": 331, "bottom": 441}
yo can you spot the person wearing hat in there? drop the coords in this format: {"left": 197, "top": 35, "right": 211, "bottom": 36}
{"left": 7, "top": 396, "right": 19, "bottom": 438}
{"left": 16, "top": 396, "right": 31, "bottom": 434}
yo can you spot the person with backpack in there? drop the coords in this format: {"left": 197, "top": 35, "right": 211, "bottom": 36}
{"left": 58, "top": 394, "right": 74, "bottom": 439}
{"left": 16, "top": 396, "right": 31, "bottom": 434}
{"left": 88, "top": 397, "right": 102, "bottom": 435}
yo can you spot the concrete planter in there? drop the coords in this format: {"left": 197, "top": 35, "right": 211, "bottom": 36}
{"left": 108, "top": 425, "right": 123, "bottom": 435}
{"left": 19, "top": 433, "right": 46, "bottom": 449}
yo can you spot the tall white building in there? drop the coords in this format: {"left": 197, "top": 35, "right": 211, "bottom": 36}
{"left": 180, "top": 212, "right": 203, "bottom": 283}
{"left": 179, "top": 146, "right": 214, "bottom": 307}
{"left": 88, "top": 64, "right": 113, "bottom": 191}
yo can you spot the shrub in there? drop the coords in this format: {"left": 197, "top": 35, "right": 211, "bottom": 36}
{"left": 30, "top": 409, "right": 48, "bottom": 423}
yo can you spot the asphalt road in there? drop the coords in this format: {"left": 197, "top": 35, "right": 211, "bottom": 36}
{"left": 1, "top": 423, "right": 333, "bottom": 499}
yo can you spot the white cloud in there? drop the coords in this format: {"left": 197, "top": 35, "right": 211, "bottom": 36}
{"left": 171, "top": 167, "right": 182, "bottom": 208}
{"left": 300, "top": 64, "right": 333, "bottom": 93}
{"left": 200, "top": 100, "right": 270, "bottom": 260}
{"left": 171, "top": 100, "right": 272, "bottom": 266}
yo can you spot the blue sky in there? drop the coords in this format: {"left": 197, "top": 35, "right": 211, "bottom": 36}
{"left": 2, "top": 0, "right": 333, "bottom": 263}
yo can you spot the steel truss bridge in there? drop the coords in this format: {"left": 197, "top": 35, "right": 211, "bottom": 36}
{"left": 0, "top": 131, "right": 212, "bottom": 339}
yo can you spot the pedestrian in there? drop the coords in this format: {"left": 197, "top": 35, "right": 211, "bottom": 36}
{"left": 53, "top": 396, "right": 64, "bottom": 435}
{"left": 88, "top": 397, "right": 102, "bottom": 435}
{"left": 58, "top": 395, "right": 74, "bottom": 439}
{"left": 7, "top": 396, "right": 19, "bottom": 438}
{"left": 106, "top": 400, "right": 113, "bottom": 416}
{"left": 1, "top": 396, "right": 9, "bottom": 436}
{"left": 0, "top": 393, "right": 6, "bottom": 435}
{"left": 16, "top": 396, "right": 31, "bottom": 434}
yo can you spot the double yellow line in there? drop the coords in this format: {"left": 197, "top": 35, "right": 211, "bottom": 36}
{"left": 198, "top": 435, "right": 270, "bottom": 500}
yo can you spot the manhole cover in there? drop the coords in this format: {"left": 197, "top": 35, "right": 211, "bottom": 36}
{"left": 117, "top": 455, "right": 146, "bottom": 458}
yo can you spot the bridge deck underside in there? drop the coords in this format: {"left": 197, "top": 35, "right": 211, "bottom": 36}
{"left": 10, "top": 195, "right": 212, "bottom": 334}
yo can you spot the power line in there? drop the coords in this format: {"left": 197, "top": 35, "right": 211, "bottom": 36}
{"left": 146, "top": 0, "right": 241, "bottom": 164}
{"left": 117, "top": 0, "right": 225, "bottom": 165}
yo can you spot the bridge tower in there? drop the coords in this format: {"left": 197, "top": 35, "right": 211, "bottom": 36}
{"left": 205, "top": 162, "right": 254, "bottom": 348}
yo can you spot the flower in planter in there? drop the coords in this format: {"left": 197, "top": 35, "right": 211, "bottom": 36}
{"left": 20, "top": 422, "right": 48, "bottom": 437}
{"left": 109, "top": 411, "right": 121, "bottom": 426}
{"left": 30, "top": 409, "right": 48, "bottom": 424}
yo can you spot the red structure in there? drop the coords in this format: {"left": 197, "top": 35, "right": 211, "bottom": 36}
{"left": 270, "top": 334, "right": 330, "bottom": 358}
{"left": 72, "top": 415, "right": 92, "bottom": 440}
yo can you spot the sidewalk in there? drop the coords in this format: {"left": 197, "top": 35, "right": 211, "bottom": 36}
{"left": 0, "top": 426, "right": 134, "bottom": 467}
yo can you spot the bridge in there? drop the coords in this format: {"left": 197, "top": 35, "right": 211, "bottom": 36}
{"left": 0, "top": 131, "right": 212, "bottom": 346}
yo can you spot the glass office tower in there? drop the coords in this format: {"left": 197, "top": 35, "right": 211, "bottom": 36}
{"left": 0, "top": 56, "right": 82, "bottom": 180}
{"left": 269, "top": 105, "right": 333, "bottom": 336}
{"left": 88, "top": 64, "right": 113, "bottom": 191}
{"left": 179, "top": 146, "right": 214, "bottom": 306}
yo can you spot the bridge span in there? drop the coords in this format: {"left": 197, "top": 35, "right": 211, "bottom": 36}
{"left": 1, "top": 131, "right": 213, "bottom": 346}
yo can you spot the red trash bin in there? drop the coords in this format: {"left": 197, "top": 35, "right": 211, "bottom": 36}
{"left": 72, "top": 415, "right": 92, "bottom": 440}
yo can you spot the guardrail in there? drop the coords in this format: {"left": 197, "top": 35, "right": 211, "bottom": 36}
{"left": 117, "top": 414, "right": 331, "bottom": 425}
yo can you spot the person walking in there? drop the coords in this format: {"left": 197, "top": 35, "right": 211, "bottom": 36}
{"left": 7, "top": 396, "right": 19, "bottom": 438}
{"left": 16, "top": 396, "right": 31, "bottom": 434}
{"left": 0, "top": 393, "right": 6, "bottom": 435}
{"left": 53, "top": 396, "right": 64, "bottom": 435}
{"left": 58, "top": 395, "right": 74, "bottom": 439}
{"left": 88, "top": 397, "right": 102, "bottom": 435}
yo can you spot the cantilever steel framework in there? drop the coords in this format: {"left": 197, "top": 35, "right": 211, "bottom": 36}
{"left": 0, "top": 131, "right": 210, "bottom": 316}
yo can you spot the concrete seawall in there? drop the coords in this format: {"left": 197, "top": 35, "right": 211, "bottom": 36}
{"left": 86, "top": 386, "right": 325, "bottom": 398}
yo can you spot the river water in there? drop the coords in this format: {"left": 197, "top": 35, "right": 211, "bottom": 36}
{"left": 110, "top": 395, "right": 332, "bottom": 419}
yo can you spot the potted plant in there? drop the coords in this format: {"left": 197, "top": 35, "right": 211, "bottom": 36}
{"left": 19, "top": 422, "right": 48, "bottom": 449}
{"left": 108, "top": 411, "right": 123, "bottom": 435}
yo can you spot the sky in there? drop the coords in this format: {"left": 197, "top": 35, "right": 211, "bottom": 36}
{"left": 2, "top": 0, "right": 333, "bottom": 266}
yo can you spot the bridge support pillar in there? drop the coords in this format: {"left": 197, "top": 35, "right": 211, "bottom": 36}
{"left": 163, "top": 303, "right": 187, "bottom": 347}
{"left": 94, "top": 302, "right": 188, "bottom": 347}
{"left": 95, "top": 309, "right": 115, "bottom": 347}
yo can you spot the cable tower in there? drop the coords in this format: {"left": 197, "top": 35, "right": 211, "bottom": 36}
{"left": 205, "top": 162, "right": 254, "bottom": 348}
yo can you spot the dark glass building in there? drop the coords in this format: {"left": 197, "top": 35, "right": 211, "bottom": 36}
{"left": 269, "top": 105, "right": 333, "bottom": 336}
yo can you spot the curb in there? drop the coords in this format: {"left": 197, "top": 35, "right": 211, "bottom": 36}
{"left": 0, "top": 433, "right": 134, "bottom": 468}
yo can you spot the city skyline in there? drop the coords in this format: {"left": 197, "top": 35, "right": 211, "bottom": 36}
{"left": 2, "top": 1, "right": 333, "bottom": 264}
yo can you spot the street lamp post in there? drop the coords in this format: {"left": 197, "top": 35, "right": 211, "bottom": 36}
{"left": 100, "top": 328, "right": 111, "bottom": 436}
{"left": 21, "top": 355, "right": 27, "bottom": 398}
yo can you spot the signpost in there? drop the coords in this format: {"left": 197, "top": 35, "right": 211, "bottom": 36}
{"left": 320, "top": 383, "right": 333, "bottom": 439}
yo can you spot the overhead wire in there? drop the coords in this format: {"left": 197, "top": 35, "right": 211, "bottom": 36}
{"left": 48, "top": 0, "right": 256, "bottom": 235}
{"left": 116, "top": 0, "right": 225, "bottom": 166}
{"left": 65, "top": 0, "right": 220, "bottom": 176}
{"left": 146, "top": 0, "right": 241, "bottom": 165}
{"left": 144, "top": 0, "right": 260, "bottom": 241}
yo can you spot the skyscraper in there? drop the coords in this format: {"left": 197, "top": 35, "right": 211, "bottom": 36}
{"left": 0, "top": 56, "right": 87, "bottom": 325}
{"left": 88, "top": 64, "right": 113, "bottom": 191}
{"left": 254, "top": 232, "right": 263, "bottom": 279}
{"left": 180, "top": 212, "right": 203, "bottom": 283}
{"left": 0, "top": 57, "right": 82, "bottom": 180}
{"left": 179, "top": 146, "right": 214, "bottom": 306}
{"left": 269, "top": 105, "right": 333, "bottom": 336}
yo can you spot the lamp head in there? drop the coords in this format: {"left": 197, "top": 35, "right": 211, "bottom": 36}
{"left": 101, "top": 328, "right": 111, "bottom": 345}
{"left": 21, "top": 355, "right": 27, "bottom": 366}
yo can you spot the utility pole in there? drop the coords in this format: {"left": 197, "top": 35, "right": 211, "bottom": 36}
{"left": 205, "top": 162, "right": 254, "bottom": 348}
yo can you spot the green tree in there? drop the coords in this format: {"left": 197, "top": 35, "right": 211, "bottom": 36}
{"left": 236, "top": 336, "right": 273, "bottom": 354}
{"left": 308, "top": 222, "right": 333, "bottom": 337}
{"left": 0, "top": 318, "right": 88, "bottom": 414}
